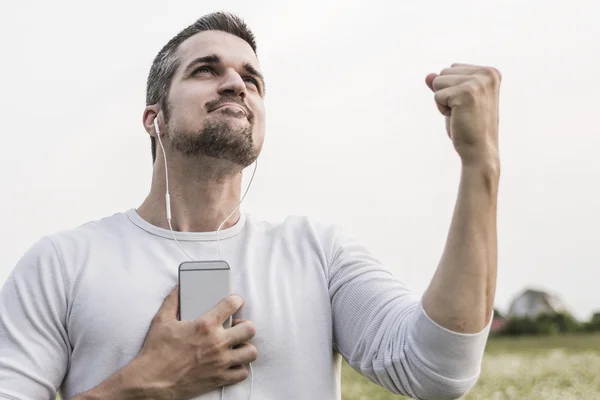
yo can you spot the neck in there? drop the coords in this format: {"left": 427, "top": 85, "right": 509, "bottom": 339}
{"left": 137, "top": 152, "right": 245, "bottom": 232}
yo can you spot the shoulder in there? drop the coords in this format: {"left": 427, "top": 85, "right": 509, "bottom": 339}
{"left": 247, "top": 214, "right": 341, "bottom": 241}
{"left": 11, "top": 211, "right": 130, "bottom": 278}
{"left": 245, "top": 214, "right": 347, "bottom": 262}
{"left": 42, "top": 210, "right": 131, "bottom": 251}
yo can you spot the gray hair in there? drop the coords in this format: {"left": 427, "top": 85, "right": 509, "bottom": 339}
{"left": 146, "top": 11, "right": 258, "bottom": 163}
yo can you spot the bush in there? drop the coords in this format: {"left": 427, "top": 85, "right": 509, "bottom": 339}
{"left": 499, "top": 316, "right": 540, "bottom": 336}
{"left": 583, "top": 312, "right": 600, "bottom": 332}
{"left": 497, "top": 312, "right": 582, "bottom": 336}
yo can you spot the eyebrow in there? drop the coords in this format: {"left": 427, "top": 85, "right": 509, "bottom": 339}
{"left": 183, "top": 54, "right": 221, "bottom": 76}
{"left": 183, "top": 53, "right": 265, "bottom": 94}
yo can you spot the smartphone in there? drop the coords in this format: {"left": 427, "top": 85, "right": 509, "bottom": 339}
{"left": 178, "top": 260, "right": 232, "bottom": 327}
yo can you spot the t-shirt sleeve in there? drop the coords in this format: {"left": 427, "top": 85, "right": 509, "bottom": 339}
{"left": 0, "top": 237, "right": 70, "bottom": 400}
{"left": 327, "top": 226, "right": 491, "bottom": 400}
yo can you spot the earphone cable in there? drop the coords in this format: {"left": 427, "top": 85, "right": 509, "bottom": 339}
{"left": 155, "top": 118, "right": 255, "bottom": 400}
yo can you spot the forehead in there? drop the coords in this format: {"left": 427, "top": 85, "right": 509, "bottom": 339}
{"left": 176, "top": 30, "right": 260, "bottom": 73}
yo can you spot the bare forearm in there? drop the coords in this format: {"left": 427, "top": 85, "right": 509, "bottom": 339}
{"left": 71, "top": 356, "right": 168, "bottom": 400}
{"left": 423, "top": 160, "right": 500, "bottom": 333}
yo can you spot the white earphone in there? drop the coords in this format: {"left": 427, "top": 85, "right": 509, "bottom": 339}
{"left": 153, "top": 117, "right": 161, "bottom": 136}
{"left": 152, "top": 115, "right": 257, "bottom": 400}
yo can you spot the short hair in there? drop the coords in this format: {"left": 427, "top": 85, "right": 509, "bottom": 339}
{"left": 145, "top": 12, "right": 258, "bottom": 163}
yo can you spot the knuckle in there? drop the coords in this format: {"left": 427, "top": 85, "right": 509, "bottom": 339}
{"left": 483, "top": 66, "right": 499, "bottom": 77}
{"left": 195, "top": 318, "right": 213, "bottom": 335}
{"left": 215, "top": 353, "right": 230, "bottom": 369}
{"left": 224, "top": 295, "right": 243, "bottom": 310}
{"left": 434, "top": 90, "right": 446, "bottom": 105}
{"left": 464, "top": 77, "right": 485, "bottom": 99}
{"left": 482, "top": 67, "right": 502, "bottom": 85}
{"left": 472, "top": 75, "right": 486, "bottom": 91}
{"left": 492, "top": 68, "right": 502, "bottom": 84}
{"left": 200, "top": 341, "right": 223, "bottom": 364}
{"left": 209, "top": 335, "right": 225, "bottom": 353}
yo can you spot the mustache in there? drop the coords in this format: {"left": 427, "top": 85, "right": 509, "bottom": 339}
{"left": 205, "top": 96, "right": 254, "bottom": 123}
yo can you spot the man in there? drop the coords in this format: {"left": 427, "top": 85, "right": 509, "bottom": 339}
{"left": 0, "top": 11, "right": 501, "bottom": 400}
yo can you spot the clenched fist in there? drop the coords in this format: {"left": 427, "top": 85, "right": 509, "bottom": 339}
{"left": 425, "top": 63, "right": 501, "bottom": 166}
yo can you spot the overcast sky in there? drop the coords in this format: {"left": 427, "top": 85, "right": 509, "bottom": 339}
{"left": 0, "top": 0, "right": 598, "bottom": 320}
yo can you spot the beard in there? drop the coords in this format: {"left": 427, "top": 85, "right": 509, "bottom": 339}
{"left": 166, "top": 115, "right": 258, "bottom": 168}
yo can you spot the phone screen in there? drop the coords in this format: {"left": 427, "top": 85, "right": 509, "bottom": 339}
{"left": 178, "top": 260, "right": 231, "bottom": 325}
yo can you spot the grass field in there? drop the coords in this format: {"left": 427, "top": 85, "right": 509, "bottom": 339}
{"left": 341, "top": 333, "right": 600, "bottom": 400}
{"left": 57, "top": 334, "right": 600, "bottom": 400}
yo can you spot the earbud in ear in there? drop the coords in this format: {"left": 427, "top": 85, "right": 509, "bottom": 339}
{"left": 153, "top": 118, "right": 160, "bottom": 136}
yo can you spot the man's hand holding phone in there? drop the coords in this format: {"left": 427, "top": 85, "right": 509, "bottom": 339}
{"left": 139, "top": 287, "right": 258, "bottom": 398}
{"left": 76, "top": 287, "right": 257, "bottom": 400}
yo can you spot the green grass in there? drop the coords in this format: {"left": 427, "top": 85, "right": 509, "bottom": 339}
{"left": 342, "top": 333, "right": 600, "bottom": 400}
{"left": 57, "top": 334, "right": 600, "bottom": 400}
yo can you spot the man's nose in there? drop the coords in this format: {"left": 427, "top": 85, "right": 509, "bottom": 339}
{"left": 218, "top": 68, "right": 247, "bottom": 98}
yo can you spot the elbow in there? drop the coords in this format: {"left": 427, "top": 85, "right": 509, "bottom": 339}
{"left": 369, "top": 351, "right": 482, "bottom": 400}
{"left": 403, "top": 303, "right": 489, "bottom": 399}
{"left": 411, "top": 370, "right": 480, "bottom": 400}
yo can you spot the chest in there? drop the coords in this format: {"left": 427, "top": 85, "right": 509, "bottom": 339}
{"left": 65, "top": 244, "right": 333, "bottom": 368}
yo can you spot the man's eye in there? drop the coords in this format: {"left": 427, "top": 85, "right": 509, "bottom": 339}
{"left": 193, "top": 66, "right": 213, "bottom": 75}
{"left": 243, "top": 76, "right": 258, "bottom": 86}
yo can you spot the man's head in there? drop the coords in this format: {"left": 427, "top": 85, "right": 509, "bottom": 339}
{"left": 144, "top": 12, "right": 266, "bottom": 168}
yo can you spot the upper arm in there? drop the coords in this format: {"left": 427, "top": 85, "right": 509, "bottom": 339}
{"left": 327, "top": 227, "right": 419, "bottom": 363}
{"left": 0, "top": 237, "right": 70, "bottom": 399}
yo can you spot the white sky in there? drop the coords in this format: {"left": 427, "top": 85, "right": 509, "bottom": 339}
{"left": 0, "top": 0, "right": 598, "bottom": 320}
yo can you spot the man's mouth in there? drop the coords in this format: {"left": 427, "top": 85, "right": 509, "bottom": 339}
{"left": 213, "top": 103, "right": 247, "bottom": 116}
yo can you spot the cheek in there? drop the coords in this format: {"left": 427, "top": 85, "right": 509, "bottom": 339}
{"left": 252, "top": 102, "right": 266, "bottom": 129}
{"left": 253, "top": 108, "right": 266, "bottom": 141}
{"left": 169, "top": 104, "right": 207, "bottom": 132}
{"left": 168, "top": 85, "right": 210, "bottom": 121}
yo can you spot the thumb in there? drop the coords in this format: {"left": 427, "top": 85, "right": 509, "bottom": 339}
{"left": 425, "top": 73, "right": 438, "bottom": 92}
{"left": 156, "top": 285, "right": 180, "bottom": 321}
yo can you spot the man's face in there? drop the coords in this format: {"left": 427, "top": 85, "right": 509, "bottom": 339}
{"left": 162, "top": 30, "right": 266, "bottom": 167}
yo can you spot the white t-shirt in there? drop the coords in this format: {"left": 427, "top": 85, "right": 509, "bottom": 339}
{"left": 0, "top": 209, "right": 491, "bottom": 400}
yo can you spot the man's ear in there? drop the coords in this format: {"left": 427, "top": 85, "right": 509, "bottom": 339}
{"left": 143, "top": 106, "right": 160, "bottom": 137}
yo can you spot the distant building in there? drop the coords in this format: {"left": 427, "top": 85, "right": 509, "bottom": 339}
{"left": 508, "top": 288, "right": 570, "bottom": 319}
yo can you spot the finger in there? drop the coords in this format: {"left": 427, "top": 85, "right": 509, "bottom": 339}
{"left": 432, "top": 75, "right": 471, "bottom": 91}
{"left": 425, "top": 73, "right": 438, "bottom": 92}
{"left": 204, "top": 294, "right": 244, "bottom": 326}
{"left": 155, "top": 285, "right": 179, "bottom": 322}
{"left": 450, "top": 62, "right": 480, "bottom": 69}
{"left": 434, "top": 101, "right": 450, "bottom": 117}
{"left": 429, "top": 76, "right": 464, "bottom": 117}
{"left": 227, "top": 343, "right": 259, "bottom": 366}
{"left": 434, "top": 85, "right": 464, "bottom": 111}
{"left": 222, "top": 364, "right": 250, "bottom": 385}
{"left": 231, "top": 318, "right": 249, "bottom": 327}
{"left": 440, "top": 67, "right": 481, "bottom": 76}
{"left": 224, "top": 320, "right": 256, "bottom": 347}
